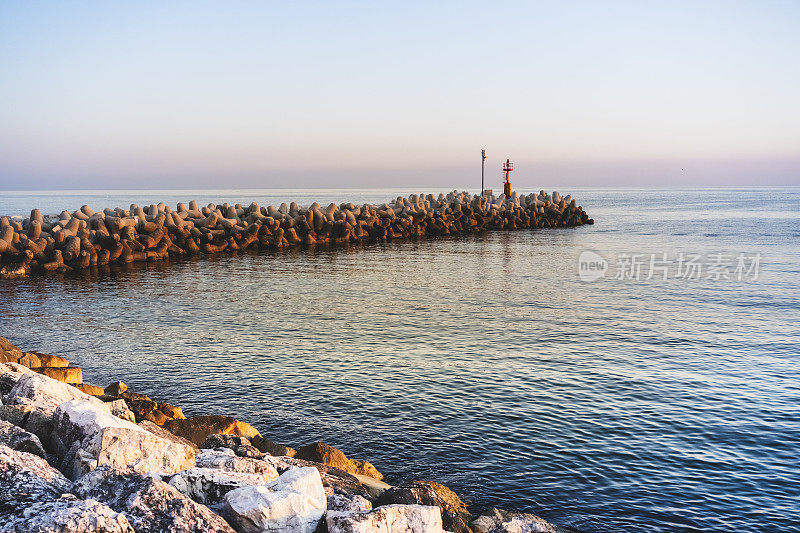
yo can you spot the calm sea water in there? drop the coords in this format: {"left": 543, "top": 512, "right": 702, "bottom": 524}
{"left": 1, "top": 187, "right": 799, "bottom": 532}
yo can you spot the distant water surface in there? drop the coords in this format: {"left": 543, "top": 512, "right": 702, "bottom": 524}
{"left": 1, "top": 187, "right": 799, "bottom": 533}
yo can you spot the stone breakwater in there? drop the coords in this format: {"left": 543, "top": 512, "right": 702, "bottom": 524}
{"left": 0, "top": 190, "right": 592, "bottom": 278}
{"left": 0, "top": 336, "right": 558, "bottom": 533}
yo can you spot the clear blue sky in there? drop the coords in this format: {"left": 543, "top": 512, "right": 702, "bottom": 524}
{"left": 1, "top": 1, "right": 798, "bottom": 189}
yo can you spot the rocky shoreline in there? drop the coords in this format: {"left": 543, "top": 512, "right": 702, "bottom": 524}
{"left": 0, "top": 191, "right": 592, "bottom": 279}
{"left": 0, "top": 335, "right": 558, "bottom": 532}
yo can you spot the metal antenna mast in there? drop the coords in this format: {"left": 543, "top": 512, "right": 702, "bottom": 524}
{"left": 481, "top": 149, "right": 486, "bottom": 195}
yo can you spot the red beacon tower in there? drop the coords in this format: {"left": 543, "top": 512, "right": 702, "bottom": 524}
{"left": 502, "top": 159, "right": 513, "bottom": 197}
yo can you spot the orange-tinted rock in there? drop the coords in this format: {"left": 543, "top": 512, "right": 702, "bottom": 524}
{"left": 295, "top": 442, "right": 383, "bottom": 480}
{"left": 157, "top": 402, "right": 185, "bottom": 420}
{"left": 163, "top": 415, "right": 261, "bottom": 447}
{"left": 27, "top": 352, "right": 68, "bottom": 368}
{"left": 75, "top": 383, "right": 104, "bottom": 395}
{"left": 250, "top": 436, "right": 296, "bottom": 458}
{"left": 17, "top": 353, "right": 42, "bottom": 369}
{"left": 104, "top": 380, "right": 127, "bottom": 396}
{"left": 32, "top": 366, "right": 82, "bottom": 384}
{"left": 146, "top": 409, "right": 170, "bottom": 426}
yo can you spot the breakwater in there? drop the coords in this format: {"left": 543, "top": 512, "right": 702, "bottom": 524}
{"left": 1, "top": 335, "right": 556, "bottom": 532}
{"left": 0, "top": 190, "right": 592, "bottom": 278}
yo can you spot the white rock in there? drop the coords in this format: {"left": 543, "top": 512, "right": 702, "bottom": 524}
{"left": 327, "top": 504, "right": 444, "bottom": 533}
{"left": 106, "top": 398, "right": 136, "bottom": 423}
{"left": 223, "top": 466, "right": 326, "bottom": 533}
{"left": 197, "top": 448, "right": 278, "bottom": 476}
{"left": 7, "top": 372, "right": 106, "bottom": 415}
{"left": 169, "top": 466, "right": 278, "bottom": 507}
{"left": 3, "top": 496, "right": 135, "bottom": 532}
{"left": 327, "top": 493, "right": 372, "bottom": 513}
{"left": 0, "top": 418, "right": 46, "bottom": 457}
{"left": 72, "top": 466, "right": 235, "bottom": 533}
{"left": 52, "top": 399, "right": 195, "bottom": 479}
{"left": 0, "top": 444, "right": 72, "bottom": 520}
{"left": 471, "top": 509, "right": 556, "bottom": 533}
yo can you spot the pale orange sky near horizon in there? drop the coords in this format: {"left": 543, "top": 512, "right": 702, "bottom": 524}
{"left": 1, "top": 1, "right": 798, "bottom": 189}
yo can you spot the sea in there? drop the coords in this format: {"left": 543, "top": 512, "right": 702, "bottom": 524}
{"left": 1, "top": 187, "right": 798, "bottom": 532}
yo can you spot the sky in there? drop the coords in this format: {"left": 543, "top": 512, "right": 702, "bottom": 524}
{"left": 0, "top": 1, "right": 798, "bottom": 190}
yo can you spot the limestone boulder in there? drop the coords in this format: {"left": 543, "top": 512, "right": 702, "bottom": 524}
{"left": 470, "top": 508, "right": 556, "bottom": 533}
{"left": 295, "top": 442, "right": 383, "bottom": 481}
{"left": 72, "top": 466, "right": 235, "bottom": 533}
{"left": 375, "top": 481, "right": 472, "bottom": 533}
{"left": 0, "top": 418, "right": 46, "bottom": 457}
{"left": 0, "top": 337, "right": 23, "bottom": 363}
{"left": 33, "top": 366, "right": 83, "bottom": 384}
{"left": 168, "top": 467, "right": 278, "bottom": 508}
{"left": 158, "top": 402, "right": 185, "bottom": 419}
{"left": 26, "top": 352, "right": 69, "bottom": 368}
{"left": 260, "top": 454, "right": 373, "bottom": 500}
{"left": 139, "top": 420, "right": 199, "bottom": 450}
{"left": 103, "top": 381, "right": 127, "bottom": 396}
{"left": 196, "top": 448, "right": 276, "bottom": 476}
{"left": 6, "top": 371, "right": 103, "bottom": 415}
{"left": 0, "top": 445, "right": 72, "bottom": 520}
{"left": 164, "top": 415, "right": 261, "bottom": 446}
{"left": 251, "top": 435, "right": 296, "bottom": 457}
{"left": 327, "top": 493, "right": 373, "bottom": 513}
{"left": 2, "top": 496, "right": 135, "bottom": 532}
{"left": 0, "top": 362, "right": 33, "bottom": 396}
{"left": 76, "top": 383, "right": 105, "bottom": 396}
{"left": 106, "top": 398, "right": 136, "bottom": 423}
{"left": 52, "top": 399, "right": 195, "bottom": 479}
{"left": 202, "top": 433, "right": 263, "bottom": 459}
{"left": 326, "top": 504, "right": 443, "bottom": 533}
{"left": 223, "top": 466, "right": 326, "bottom": 533}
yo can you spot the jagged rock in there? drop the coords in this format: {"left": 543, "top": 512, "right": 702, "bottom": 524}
{"left": 164, "top": 415, "right": 261, "bottom": 446}
{"left": 0, "top": 337, "right": 23, "bottom": 363}
{"left": 158, "top": 402, "right": 185, "bottom": 419}
{"left": 6, "top": 371, "right": 103, "bottom": 415}
{"left": 139, "top": 420, "right": 198, "bottom": 450}
{"left": 2, "top": 495, "right": 134, "bottom": 532}
{"left": 124, "top": 398, "right": 157, "bottom": 422}
{"left": 0, "top": 419, "right": 46, "bottom": 457}
{"left": 16, "top": 352, "right": 41, "bottom": 369}
{"left": 0, "top": 445, "right": 71, "bottom": 520}
{"left": 168, "top": 467, "right": 278, "bottom": 508}
{"left": 470, "top": 508, "right": 556, "bottom": 533}
{"left": 76, "top": 383, "right": 105, "bottom": 396}
{"left": 351, "top": 459, "right": 383, "bottom": 481}
{"left": 103, "top": 381, "right": 127, "bottom": 396}
{"left": 375, "top": 481, "right": 471, "bottom": 533}
{"left": 0, "top": 362, "right": 33, "bottom": 397}
{"left": 327, "top": 493, "right": 373, "bottom": 512}
{"left": 4, "top": 371, "right": 106, "bottom": 444}
{"left": 0, "top": 403, "right": 30, "bottom": 427}
{"left": 196, "top": 448, "right": 276, "bottom": 476}
{"left": 52, "top": 399, "right": 195, "bottom": 479}
{"left": 295, "top": 442, "right": 383, "bottom": 481}
{"left": 106, "top": 399, "right": 136, "bottom": 423}
{"left": 351, "top": 473, "right": 391, "bottom": 500}
{"left": 326, "top": 504, "right": 443, "bottom": 533}
{"left": 72, "top": 466, "right": 235, "bottom": 533}
{"left": 260, "top": 455, "right": 373, "bottom": 500}
{"left": 251, "top": 435, "right": 296, "bottom": 457}
{"left": 32, "top": 366, "right": 83, "bottom": 384}
{"left": 26, "top": 352, "right": 69, "bottom": 368}
{"left": 223, "top": 466, "right": 326, "bottom": 533}
{"left": 202, "top": 433, "right": 263, "bottom": 459}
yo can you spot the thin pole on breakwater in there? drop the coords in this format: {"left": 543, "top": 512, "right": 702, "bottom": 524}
{"left": 481, "top": 148, "right": 486, "bottom": 196}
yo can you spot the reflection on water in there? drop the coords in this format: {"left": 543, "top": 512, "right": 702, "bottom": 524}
{"left": 1, "top": 188, "right": 799, "bottom": 533}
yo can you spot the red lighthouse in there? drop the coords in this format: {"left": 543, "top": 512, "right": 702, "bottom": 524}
{"left": 502, "top": 159, "right": 513, "bottom": 197}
